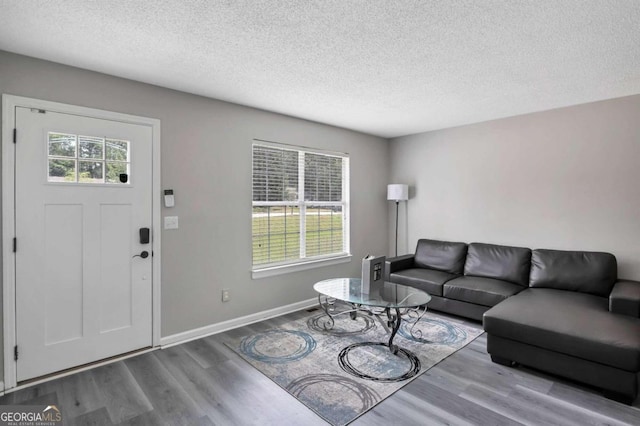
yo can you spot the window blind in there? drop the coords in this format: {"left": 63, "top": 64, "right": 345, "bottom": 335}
{"left": 252, "top": 143, "right": 349, "bottom": 268}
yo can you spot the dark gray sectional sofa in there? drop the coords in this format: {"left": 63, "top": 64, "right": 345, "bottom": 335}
{"left": 385, "top": 239, "right": 640, "bottom": 404}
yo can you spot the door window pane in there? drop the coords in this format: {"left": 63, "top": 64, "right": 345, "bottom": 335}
{"left": 49, "top": 159, "right": 76, "bottom": 182}
{"left": 106, "top": 139, "right": 129, "bottom": 161}
{"left": 48, "top": 133, "right": 76, "bottom": 157}
{"left": 106, "top": 162, "right": 129, "bottom": 184}
{"left": 79, "top": 161, "right": 104, "bottom": 183}
{"left": 79, "top": 136, "right": 104, "bottom": 159}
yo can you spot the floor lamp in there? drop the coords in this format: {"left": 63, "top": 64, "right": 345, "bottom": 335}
{"left": 387, "top": 184, "right": 409, "bottom": 257}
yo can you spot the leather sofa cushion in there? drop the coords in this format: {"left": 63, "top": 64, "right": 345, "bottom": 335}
{"left": 390, "top": 268, "right": 457, "bottom": 296}
{"left": 483, "top": 288, "right": 640, "bottom": 371}
{"left": 414, "top": 239, "right": 467, "bottom": 274}
{"left": 530, "top": 249, "right": 617, "bottom": 297}
{"left": 443, "top": 276, "right": 524, "bottom": 307}
{"left": 464, "top": 243, "right": 531, "bottom": 286}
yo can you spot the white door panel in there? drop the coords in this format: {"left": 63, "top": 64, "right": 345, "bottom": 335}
{"left": 44, "top": 203, "right": 84, "bottom": 345}
{"left": 99, "top": 203, "right": 134, "bottom": 333}
{"left": 15, "top": 107, "right": 153, "bottom": 381}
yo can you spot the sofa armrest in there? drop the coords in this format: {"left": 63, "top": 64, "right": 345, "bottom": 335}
{"left": 385, "top": 254, "right": 415, "bottom": 280}
{"left": 609, "top": 280, "right": 640, "bottom": 317}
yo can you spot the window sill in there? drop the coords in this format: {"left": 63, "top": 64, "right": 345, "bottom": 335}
{"left": 252, "top": 254, "right": 352, "bottom": 279}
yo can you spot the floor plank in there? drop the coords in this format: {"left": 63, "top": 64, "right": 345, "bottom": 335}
{"left": 460, "top": 384, "right": 583, "bottom": 426}
{"left": 90, "top": 361, "right": 153, "bottom": 423}
{"left": 68, "top": 407, "right": 113, "bottom": 426}
{"left": 124, "top": 353, "right": 205, "bottom": 426}
{"left": 402, "top": 379, "right": 523, "bottom": 426}
{"left": 54, "top": 370, "right": 103, "bottom": 419}
{"left": 154, "top": 345, "right": 239, "bottom": 424}
{"left": 181, "top": 338, "right": 229, "bottom": 369}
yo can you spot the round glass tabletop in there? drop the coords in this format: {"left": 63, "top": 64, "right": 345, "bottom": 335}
{"left": 313, "top": 278, "right": 431, "bottom": 309}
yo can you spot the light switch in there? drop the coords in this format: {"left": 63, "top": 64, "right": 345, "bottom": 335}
{"left": 164, "top": 216, "right": 179, "bottom": 230}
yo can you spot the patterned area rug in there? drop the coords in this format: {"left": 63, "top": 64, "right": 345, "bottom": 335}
{"left": 226, "top": 306, "right": 483, "bottom": 425}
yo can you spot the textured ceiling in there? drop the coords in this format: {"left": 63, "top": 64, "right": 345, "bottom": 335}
{"left": 1, "top": 1, "right": 639, "bottom": 138}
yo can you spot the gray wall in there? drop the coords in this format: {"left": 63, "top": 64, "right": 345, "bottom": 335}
{"left": 0, "top": 51, "right": 390, "bottom": 382}
{"left": 389, "top": 94, "right": 640, "bottom": 280}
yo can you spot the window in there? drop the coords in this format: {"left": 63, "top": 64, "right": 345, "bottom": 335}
{"left": 47, "top": 132, "right": 130, "bottom": 184}
{"left": 252, "top": 141, "right": 350, "bottom": 271}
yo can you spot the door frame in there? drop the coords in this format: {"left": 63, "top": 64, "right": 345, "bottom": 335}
{"left": 2, "top": 94, "right": 162, "bottom": 391}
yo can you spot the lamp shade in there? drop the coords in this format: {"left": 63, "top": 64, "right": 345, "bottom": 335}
{"left": 387, "top": 184, "right": 409, "bottom": 201}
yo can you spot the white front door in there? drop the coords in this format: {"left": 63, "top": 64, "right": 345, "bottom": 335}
{"left": 14, "top": 107, "right": 153, "bottom": 382}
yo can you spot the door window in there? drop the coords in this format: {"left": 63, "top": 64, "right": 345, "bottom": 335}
{"left": 47, "top": 132, "right": 130, "bottom": 184}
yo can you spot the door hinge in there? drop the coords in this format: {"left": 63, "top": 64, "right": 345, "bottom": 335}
{"left": 13, "top": 237, "right": 17, "bottom": 253}
{"left": 13, "top": 128, "right": 16, "bottom": 144}
{"left": 14, "top": 345, "right": 18, "bottom": 361}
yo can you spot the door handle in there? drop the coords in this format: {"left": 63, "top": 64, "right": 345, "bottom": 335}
{"left": 132, "top": 251, "right": 149, "bottom": 259}
{"left": 139, "top": 228, "right": 150, "bottom": 244}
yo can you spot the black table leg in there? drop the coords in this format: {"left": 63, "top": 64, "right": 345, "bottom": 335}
{"left": 350, "top": 306, "right": 358, "bottom": 320}
{"left": 318, "top": 294, "right": 335, "bottom": 330}
{"left": 386, "top": 307, "right": 401, "bottom": 355}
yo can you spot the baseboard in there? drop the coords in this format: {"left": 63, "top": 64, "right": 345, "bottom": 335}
{"left": 160, "top": 298, "right": 317, "bottom": 348}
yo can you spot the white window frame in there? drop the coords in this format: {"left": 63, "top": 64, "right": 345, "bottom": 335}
{"left": 251, "top": 140, "right": 351, "bottom": 279}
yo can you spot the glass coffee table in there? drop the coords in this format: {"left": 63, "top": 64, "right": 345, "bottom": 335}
{"left": 313, "top": 278, "right": 431, "bottom": 355}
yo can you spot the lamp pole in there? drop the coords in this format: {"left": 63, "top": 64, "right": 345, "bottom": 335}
{"left": 395, "top": 200, "right": 400, "bottom": 257}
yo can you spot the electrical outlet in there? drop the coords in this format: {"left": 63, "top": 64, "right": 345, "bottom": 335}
{"left": 222, "top": 289, "right": 230, "bottom": 302}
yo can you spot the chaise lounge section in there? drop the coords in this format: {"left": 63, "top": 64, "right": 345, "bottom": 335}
{"left": 484, "top": 249, "right": 640, "bottom": 404}
{"left": 386, "top": 239, "right": 640, "bottom": 403}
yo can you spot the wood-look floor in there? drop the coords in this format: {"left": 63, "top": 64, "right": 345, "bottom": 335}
{"left": 1, "top": 309, "right": 639, "bottom": 425}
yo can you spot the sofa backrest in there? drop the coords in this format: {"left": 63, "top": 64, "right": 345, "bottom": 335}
{"left": 414, "top": 239, "right": 467, "bottom": 274}
{"left": 529, "top": 249, "right": 617, "bottom": 297}
{"left": 464, "top": 243, "right": 531, "bottom": 286}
